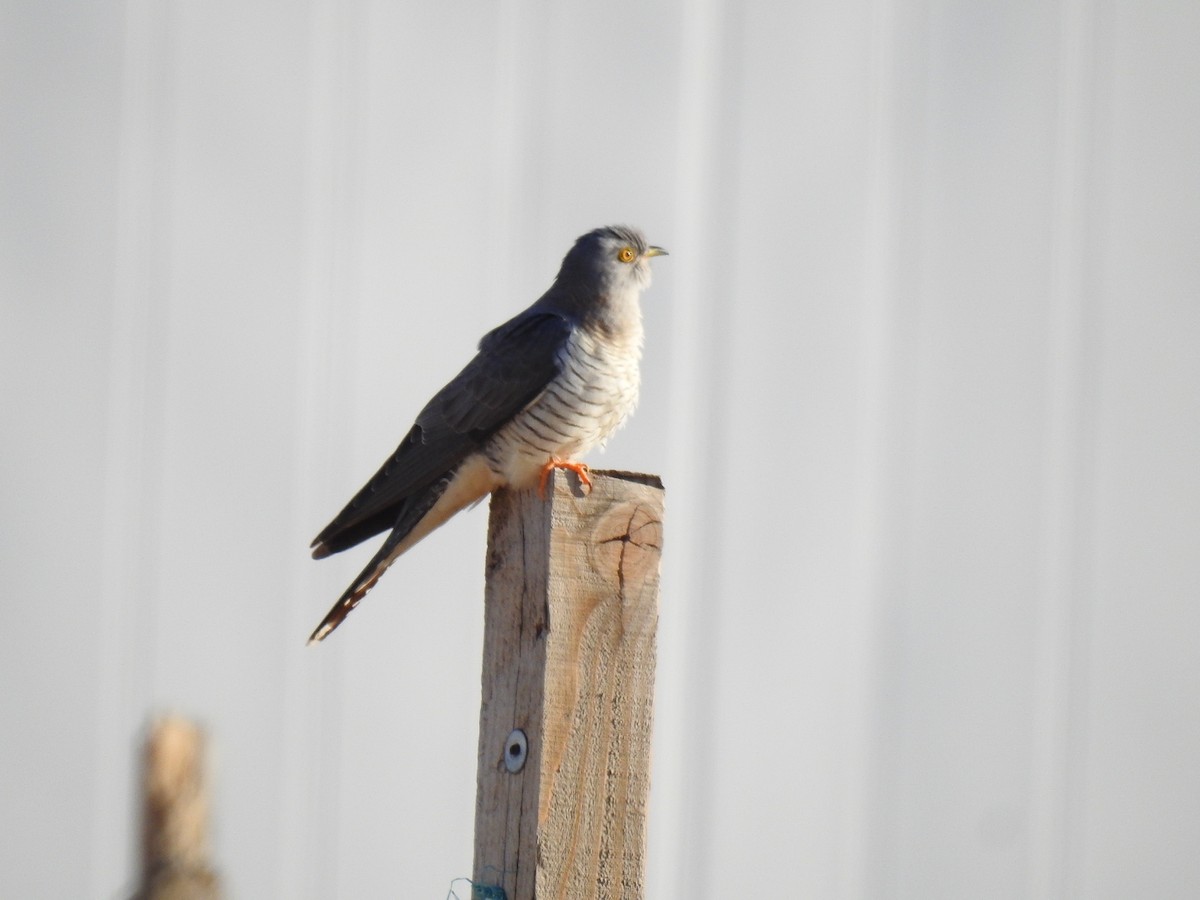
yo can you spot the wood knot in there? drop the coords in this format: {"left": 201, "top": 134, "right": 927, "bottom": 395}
{"left": 590, "top": 503, "right": 663, "bottom": 583}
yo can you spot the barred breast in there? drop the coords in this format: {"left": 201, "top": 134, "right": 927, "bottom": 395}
{"left": 485, "top": 321, "right": 642, "bottom": 489}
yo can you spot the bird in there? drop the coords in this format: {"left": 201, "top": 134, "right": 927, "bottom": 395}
{"left": 307, "top": 225, "right": 667, "bottom": 643}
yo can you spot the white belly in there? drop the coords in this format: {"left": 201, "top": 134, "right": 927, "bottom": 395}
{"left": 484, "top": 325, "right": 641, "bottom": 489}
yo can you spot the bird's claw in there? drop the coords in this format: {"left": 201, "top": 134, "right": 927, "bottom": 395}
{"left": 538, "top": 458, "right": 592, "bottom": 499}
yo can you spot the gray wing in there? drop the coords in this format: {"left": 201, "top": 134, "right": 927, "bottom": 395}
{"left": 310, "top": 311, "right": 572, "bottom": 557}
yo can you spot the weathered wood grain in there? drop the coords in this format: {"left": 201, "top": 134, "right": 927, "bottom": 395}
{"left": 473, "top": 469, "right": 664, "bottom": 900}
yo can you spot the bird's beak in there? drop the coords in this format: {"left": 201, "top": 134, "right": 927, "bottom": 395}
{"left": 645, "top": 246, "right": 668, "bottom": 258}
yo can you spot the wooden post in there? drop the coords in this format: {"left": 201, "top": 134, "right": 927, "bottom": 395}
{"left": 472, "top": 469, "right": 664, "bottom": 900}
{"left": 135, "top": 714, "right": 222, "bottom": 900}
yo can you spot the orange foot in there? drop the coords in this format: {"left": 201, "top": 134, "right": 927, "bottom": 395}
{"left": 538, "top": 457, "right": 592, "bottom": 499}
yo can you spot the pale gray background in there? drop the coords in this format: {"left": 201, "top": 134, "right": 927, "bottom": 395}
{"left": 3, "top": 1, "right": 1198, "bottom": 898}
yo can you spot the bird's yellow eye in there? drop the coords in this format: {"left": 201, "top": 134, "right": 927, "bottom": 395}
{"left": 617, "top": 246, "right": 636, "bottom": 263}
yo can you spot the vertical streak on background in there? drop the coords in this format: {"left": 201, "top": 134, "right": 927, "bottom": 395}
{"left": 275, "top": 0, "right": 347, "bottom": 895}
{"left": 661, "top": 0, "right": 744, "bottom": 895}
{"left": 1029, "top": 0, "right": 1093, "bottom": 895}
{"left": 485, "top": 0, "right": 523, "bottom": 316}
{"left": 500, "top": 0, "right": 555, "bottom": 270}
{"left": 865, "top": 0, "right": 929, "bottom": 890}
{"left": 851, "top": 0, "right": 900, "bottom": 894}
{"left": 1061, "top": 1, "right": 1113, "bottom": 895}
{"left": 487, "top": 0, "right": 557, "bottom": 298}
{"left": 91, "top": 0, "right": 174, "bottom": 893}
{"left": 652, "top": 0, "right": 723, "bottom": 893}
{"left": 279, "top": 0, "right": 373, "bottom": 893}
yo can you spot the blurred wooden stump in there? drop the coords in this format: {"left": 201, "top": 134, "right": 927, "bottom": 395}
{"left": 134, "top": 715, "right": 221, "bottom": 900}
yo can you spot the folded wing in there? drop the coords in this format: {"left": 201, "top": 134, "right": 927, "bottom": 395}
{"left": 310, "top": 311, "right": 572, "bottom": 557}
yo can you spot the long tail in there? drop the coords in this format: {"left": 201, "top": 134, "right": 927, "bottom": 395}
{"left": 307, "top": 475, "right": 453, "bottom": 644}
{"left": 307, "top": 456, "right": 498, "bottom": 644}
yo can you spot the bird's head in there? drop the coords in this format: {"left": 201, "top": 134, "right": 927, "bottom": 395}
{"left": 554, "top": 225, "right": 668, "bottom": 300}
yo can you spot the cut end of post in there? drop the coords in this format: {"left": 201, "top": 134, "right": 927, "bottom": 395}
{"left": 589, "top": 468, "right": 664, "bottom": 490}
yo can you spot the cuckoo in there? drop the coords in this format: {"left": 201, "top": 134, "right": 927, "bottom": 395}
{"left": 307, "top": 225, "right": 666, "bottom": 643}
